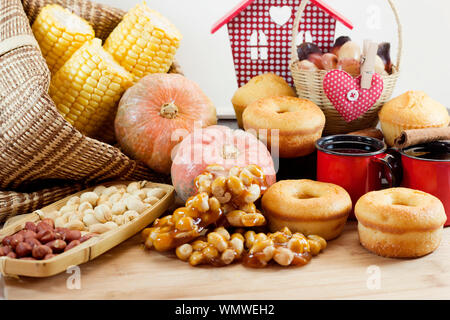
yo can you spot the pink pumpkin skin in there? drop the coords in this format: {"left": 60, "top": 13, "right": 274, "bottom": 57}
{"left": 171, "top": 125, "right": 276, "bottom": 202}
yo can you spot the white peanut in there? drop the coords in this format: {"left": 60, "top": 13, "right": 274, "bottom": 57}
{"left": 126, "top": 196, "right": 146, "bottom": 213}
{"left": 78, "top": 202, "right": 93, "bottom": 214}
{"left": 83, "top": 213, "right": 100, "bottom": 227}
{"left": 111, "top": 201, "right": 127, "bottom": 215}
{"left": 89, "top": 222, "right": 118, "bottom": 234}
{"left": 93, "top": 185, "right": 106, "bottom": 196}
{"left": 80, "top": 192, "right": 99, "bottom": 205}
{"left": 94, "top": 204, "right": 112, "bottom": 223}
{"left": 64, "top": 220, "right": 85, "bottom": 231}
{"left": 126, "top": 182, "right": 141, "bottom": 194}
{"left": 123, "top": 210, "right": 139, "bottom": 223}
{"left": 102, "top": 186, "right": 118, "bottom": 197}
{"left": 143, "top": 196, "right": 159, "bottom": 206}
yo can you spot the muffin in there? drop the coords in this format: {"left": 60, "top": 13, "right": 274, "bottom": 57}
{"left": 231, "top": 73, "right": 296, "bottom": 128}
{"left": 379, "top": 91, "right": 450, "bottom": 146}
{"left": 243, "top": 96, "right": 325, "bottom": 158}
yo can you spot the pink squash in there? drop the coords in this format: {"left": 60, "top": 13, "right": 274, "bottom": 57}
{"left": 171, "top": 125, "right": 276, "bottom": 201}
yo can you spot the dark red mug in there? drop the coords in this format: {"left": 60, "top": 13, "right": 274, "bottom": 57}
{"left": 400, "top": 141, "right": 449, "bottom": 226}
{"left": 316, "top": 135, "right": 401, "bottom": 219}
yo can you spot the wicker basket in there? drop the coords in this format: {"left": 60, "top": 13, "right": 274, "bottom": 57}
{"left": 290, "top": 0, "right": 402, "bottom": 135}
{"left": 0, "top": 0, "right": 182, "bottom": 223}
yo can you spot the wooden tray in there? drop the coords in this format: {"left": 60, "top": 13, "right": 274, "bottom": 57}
{"left": 0, "top": 181, "right": 175, "bottom": 278}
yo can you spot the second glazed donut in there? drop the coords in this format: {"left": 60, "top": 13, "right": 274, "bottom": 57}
{"left": 262, "top": 180, "right": 352, "bottom": 240}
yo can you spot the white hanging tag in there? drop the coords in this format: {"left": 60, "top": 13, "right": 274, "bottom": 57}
{"left": 360, "top": 40, "right": 378, "bottom": 89}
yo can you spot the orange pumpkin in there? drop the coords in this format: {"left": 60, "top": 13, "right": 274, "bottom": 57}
{"left": 171, "top": 125, "right": 276, "bottom": 201}
{"left": 115, "top": 74, "right": 217, "bottom": 174}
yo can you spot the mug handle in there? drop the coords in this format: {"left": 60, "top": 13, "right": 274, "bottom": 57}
{"left": 371, "top": 150, "right": 402, "bottom": 187}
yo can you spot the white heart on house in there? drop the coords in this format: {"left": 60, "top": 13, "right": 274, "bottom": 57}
{"left": 269, "top": 6, "right": 292, "bottom": 26}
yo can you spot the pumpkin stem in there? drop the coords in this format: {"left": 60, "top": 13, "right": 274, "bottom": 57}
{"left": 160, "top": 103, "right": 178, "bottom": 119}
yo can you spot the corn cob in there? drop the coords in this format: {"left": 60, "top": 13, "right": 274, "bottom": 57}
{"left": 103, "top": 2, "right": 182, "bottom": 81}
{"left": 49, "top": 39, "right": 134, "bottom": 142}
{"left": 32, "top": 4, "right": 95, "bottom": 75}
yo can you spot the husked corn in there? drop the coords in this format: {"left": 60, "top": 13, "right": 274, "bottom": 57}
{"left": 103, "top": 2, "right": 182, "bottom": 81}
{"left": 50, "top": 39, "right": 133, "bottom": 141}
{"left": 32, "top": 4, "right": 95, "bottom": 74}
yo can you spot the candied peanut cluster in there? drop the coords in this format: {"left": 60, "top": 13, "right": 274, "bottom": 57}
{"left": 195, "top": 164, "right": 268, "bottom": 227}
{"left": 243, "top": 227, "right": 327, "bottom": 268}
{"left": 143, "top": 165, "right": 327, "bottom": 268}
{"left": 175, "top": 227, "right": 244, "bottom": 266}
{"left": 142, "top": 164, "right": 269, "bottom": 252}
{"left": 142, "top": 192, "right": 223, "bottom": 251}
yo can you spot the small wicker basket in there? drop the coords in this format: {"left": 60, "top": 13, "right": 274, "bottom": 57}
{"left": 290, "top": 0, "right": 402, "bottom": 135}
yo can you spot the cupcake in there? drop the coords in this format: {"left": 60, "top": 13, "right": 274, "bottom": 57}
{"left": 231, "top": 73, "right": 296, "bottom": 129}
{"left": 379, "top": 91, "right": 449, "bottom": 146}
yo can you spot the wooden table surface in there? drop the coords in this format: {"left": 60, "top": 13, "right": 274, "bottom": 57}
{"left": 3, "top": 222, "right": 450, "bottom": 300}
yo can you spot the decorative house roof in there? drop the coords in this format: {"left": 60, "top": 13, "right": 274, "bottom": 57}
{"left": 211, "top": 0, "right": 353, "bottom": 34}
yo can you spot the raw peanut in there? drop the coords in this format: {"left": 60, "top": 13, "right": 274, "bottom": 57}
{"left": 64, "top": 240, "right": 81, "bottom": 252}
{"left": 79, "top": 233, "right": 96, "bottom": 243}
{"left": 0, "top": 246, "right": 12, "bottom": 256}
{"left": 25, "top": 222, "right": 38, "bottom": 232}
{"left": 65, "top": 230, "right": 81, "bottom": 242}
{"left": 44, "top": 254, "right": 57, "bottom": 260}
{"left": 41, "top": 218, "right": 55, "bottom": 229}
{"left": 55, "top": 227, "right": 69, "bottom": 238}
{"left": 2, "top": 236, "right": 12, "bottom": 246}
{"left": 17, "top": 230, "right": 27, "bottom": 237}
{"left": 32, "top": 245, "right": 52, "bottom": 260}
{"left": 15, "top": 242, "right": 33, "bottom": 258}
{"left": 37, "top": 230, "right": 55, "bottom": 243}
{"left": 21, "top": 230, "right": 37, "bottom": 239}
{"left": 6, "top": 252, "right": 17, "bottom": 259}
{"left": 10, "top": 234, "right": 24, "bottom": 249}
{"left": 46, "top": 240, "right": 67, "bottom": 253}
{"left": 25, "top": 238, "right": 41, "bottom": 249}
{"left": 37, "top": 221, "right": 52, "bottom": 233}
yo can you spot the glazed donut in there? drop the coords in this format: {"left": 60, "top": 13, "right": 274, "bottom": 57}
{"left": 355, "top": 188, "right": 446, "bottom": 258}
{"left": 262, "top": 180, "right": 352, "bottom": 240}
{"left": 242, "top": 96, "right": 325, "bottom": 158}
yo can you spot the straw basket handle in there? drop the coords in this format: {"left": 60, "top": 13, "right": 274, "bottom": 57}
{"left": 290, "top": 0, "right": 403, "bottom": 70}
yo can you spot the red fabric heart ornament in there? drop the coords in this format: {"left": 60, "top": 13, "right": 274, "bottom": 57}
{"left": 323, "top": 70, "right": 384, "bottom": 122}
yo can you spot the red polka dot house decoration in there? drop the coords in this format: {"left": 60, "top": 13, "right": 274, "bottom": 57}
{"left": 211, "top": 0, "right": 353, "bottom": 87}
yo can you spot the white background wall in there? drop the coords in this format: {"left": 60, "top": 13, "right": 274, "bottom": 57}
{"left": 96, "top": 0, "right": 450, "bottom": 117}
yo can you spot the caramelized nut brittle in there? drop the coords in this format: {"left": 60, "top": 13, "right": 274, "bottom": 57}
{"left": 175, "top": 227, "right": 245, "bottom": 266}
{"left": 243, "top": 227, "right": 326, "bottom": 268}
{"left": 142, "top": 193, "right": 223, "bottom": 251}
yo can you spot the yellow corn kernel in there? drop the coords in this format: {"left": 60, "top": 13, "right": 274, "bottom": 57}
{"left": 49, "top": 39, "right": 133, "bottom": 142}
{"left": 32, "top": 4, "right": 95, "bottom": 74}
{"left": 103, "top": 2, "right": 182, "bottom": 81}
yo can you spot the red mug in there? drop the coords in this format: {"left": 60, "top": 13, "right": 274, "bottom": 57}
{"left": 400, "top": 141, "right": 449, "bottom": 226}
{"left": 316, "top": 135, "right": 401, "bottom": 219}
